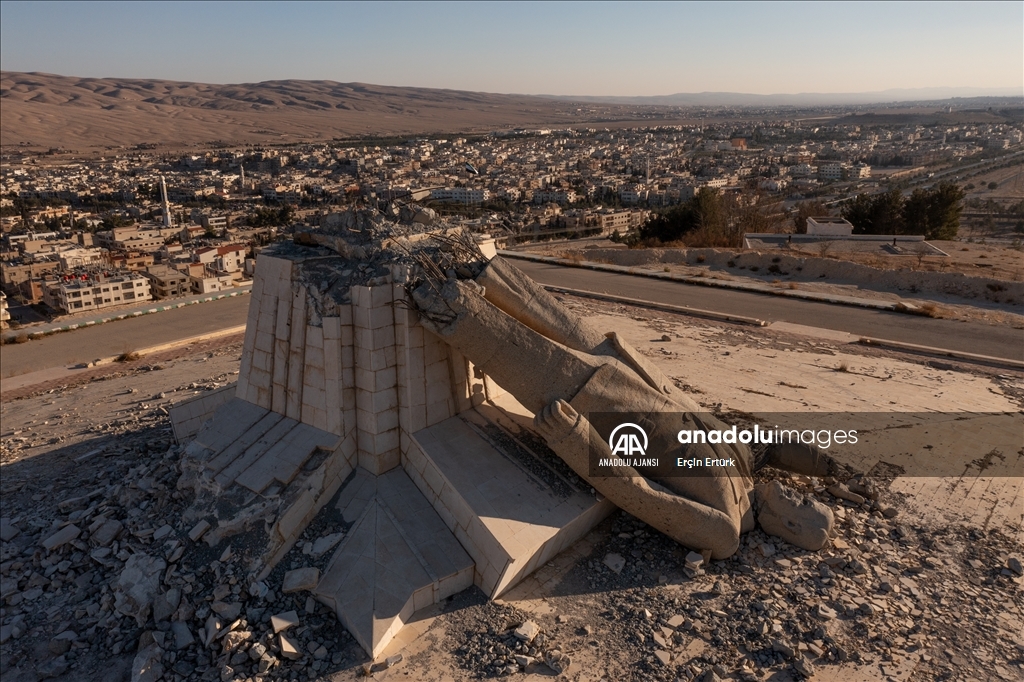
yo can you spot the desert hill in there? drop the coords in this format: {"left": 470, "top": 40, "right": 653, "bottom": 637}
{"left": 0, "top": 71, "right": 619, "bottom": 150}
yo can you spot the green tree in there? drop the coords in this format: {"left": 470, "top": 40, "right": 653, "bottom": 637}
{"left": 842, "top": 189, "right": 905, "bottom": 235}
{"left": 922, "top": 182, "right": 964, "bottom": 240}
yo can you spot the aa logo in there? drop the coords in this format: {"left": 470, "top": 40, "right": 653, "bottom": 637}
{"left": 608, "top": 423, "right": 648, "bottom": 457}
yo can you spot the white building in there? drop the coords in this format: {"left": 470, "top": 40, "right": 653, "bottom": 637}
{"left": 51, "top": 272, "right": 152, "bottom": 313}
{"left": 818, "top": 163, "right": 845, "bottom": 181}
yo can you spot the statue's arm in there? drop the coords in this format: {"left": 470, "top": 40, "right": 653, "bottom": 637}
{"left": 535, "top": 400, "right": 741, "bottom": 558}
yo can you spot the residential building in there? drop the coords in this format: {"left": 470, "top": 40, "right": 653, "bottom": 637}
{"left": 50, "top": 272, "right": 152, "bottom": 313}
{"left": 143, "top": 264, "right": 190, "bottom": 299}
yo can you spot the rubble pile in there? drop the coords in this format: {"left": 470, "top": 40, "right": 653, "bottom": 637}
{"left": 440, "top": 469, "right": 1023, "bottom": 682}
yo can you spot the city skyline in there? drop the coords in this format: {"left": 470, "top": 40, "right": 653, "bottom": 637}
{"left": 1, "top": 1, "right": 1021, "bottom": 99}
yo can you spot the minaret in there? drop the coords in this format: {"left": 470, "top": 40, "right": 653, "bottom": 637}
{"left": 240, "top": 164, "right": 245, "bottom": 192}
{"left": 160, "top": 175, "right": 172, "bottom": 228}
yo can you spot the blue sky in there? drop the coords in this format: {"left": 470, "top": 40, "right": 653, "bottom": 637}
{"left": 1, "top": 1, "right": 1021, "bottom": 96}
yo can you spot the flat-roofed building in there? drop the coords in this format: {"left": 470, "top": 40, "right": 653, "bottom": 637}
{"left": 51, "top": 272, "right": 152, "bottom": 313}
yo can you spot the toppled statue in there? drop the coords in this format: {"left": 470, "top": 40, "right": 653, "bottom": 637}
{"left": 411, "top": 255, "right": 845, "bottom": 558}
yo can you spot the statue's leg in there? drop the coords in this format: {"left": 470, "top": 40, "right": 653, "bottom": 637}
{"left": 535, "top": 400, "right": 742, "bottom": 559}
{"left": 476, "top": 257, "right": 607, "bottom": 353}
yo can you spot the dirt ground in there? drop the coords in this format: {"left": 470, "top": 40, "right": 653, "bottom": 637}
{"left": 1, "top": 300, "right": 1022, "bottom": 682}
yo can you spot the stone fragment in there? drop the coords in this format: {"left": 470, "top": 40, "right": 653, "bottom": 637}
{"left": 90, "top": 519, "right": 123, "bottom": 546}
{"left": 188, "top": 520, "right": 210, "bottom": 542}
{"left": 41, "top": 524, "right": 80, "bottom": 551}
{"left": 114, "top": 553, "right": 167, "bottom": 626}
{"left": 1008, "top": 557, "right": 1023, "bottom": 576}
{"left": 170, "top": 621, "right": 194, "bottom": 649}
{"left": 756, "top": 481, "right": 834, "bottom": 551}
{"left": 666, "top": 614, "right": 685, "bottom": 629}
{"left": 793, "top": 656, "right": 816, "bottom": 678}
{"left": 152, "top": 588, "right": 181, "bottom": 622}
{"left": 271, "top": 610, "right": 300, "bottom": 633}
{"left": 603, "top": 553, "right": 625, "bottom": 574}
{"left": 772, "top": 640, "right": 795, "bottom": 658}
{"left": 258, "top": 652, "right": 278, "bottom": 673}
{"left": 827, "top": 483, "right": 865, "bottom": 505}
{"left": 311, "top": 532, "right": 344, "bottom": 556}
{"left": 0, "top": 517, "right": 20, "bottom": 542}
{"left": 654, "top": 649, "right": 672, "bottom": 665}
{"left": 219, "top": 665, "right": 235, "bottom": 682}
{"left": 281, "top": 567, "right": 319, "bottom": 593}
{"left": 279, "top": 633, "right": 302, "bottom": 660}
{"left": 385, "top": 653, "right": 403, "bottom": 668}
{"left": 203, "top": 616, "right": 222, "bottom": 646}
{"left": 545, "top": 649, "right": 570, "bottom": 674}
{"left": 36, "top": 656, "right": 69, "bottom": 679}
{"left": 211, "top": 601, "right": 242, "bottom": 620}
{"left": 514, "top": 620, "right": 540, "bottom": 643}
{"left": 248, "top": 642, "right": 267, "bottom": 661}
{"left": 312, "top": 645, "right": 328, "bottom": 660}
{"left": 816, "top": 604, "right": 837, "bottom": 620}
{"left": 152, "top": 524, "right": 173, "bottom": 541}
{"left": 49, "top": 632, "right": 74, "bottom": 655}
{"left": 515, "top": 654, "right": 534, "bottom": 667}
{"left": 131, "top": 644, "right": 164, "bottom": 682}
{"left": 222, "top": 629, "right": 252, "bottom": 652}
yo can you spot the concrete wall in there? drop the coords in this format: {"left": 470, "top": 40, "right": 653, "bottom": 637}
{"left": 236, "top": 254, "right": 493, "bottom": 478}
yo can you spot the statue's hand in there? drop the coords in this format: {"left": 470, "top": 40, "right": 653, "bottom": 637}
{"left": 533, "top": 399, "right": 580, "bottom": 445}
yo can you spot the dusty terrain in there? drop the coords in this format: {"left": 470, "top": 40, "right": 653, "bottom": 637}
{"left": 0, "top": 72, "right": 667, "bottom": 150}
{"left": 1, "top": 293, "right": 1021, "bottom": 682}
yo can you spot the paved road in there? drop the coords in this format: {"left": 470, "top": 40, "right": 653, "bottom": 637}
{"left": 1, "top": 284, "right": 252, "bottom": 341}
{"left": 510, "top": 259, "right": 1024, "bottom": 362}
{"left": 1, "top": 295, "right": 251, "bottom": 378}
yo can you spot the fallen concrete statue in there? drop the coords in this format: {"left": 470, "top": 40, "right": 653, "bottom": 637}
{"left": 410, "top": 256, "right": 847, "bottom": 559}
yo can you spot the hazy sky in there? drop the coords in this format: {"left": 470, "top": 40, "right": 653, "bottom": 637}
{"left": 1, "top": 1, "right": 1021, "bottom": 96}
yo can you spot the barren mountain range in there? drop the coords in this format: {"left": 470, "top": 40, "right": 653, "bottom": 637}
{"left": 2, "top": 71, "right": 1020, "bottom": 151}
{"left": 0, "top": 72, "right": 623, "bottom": 150}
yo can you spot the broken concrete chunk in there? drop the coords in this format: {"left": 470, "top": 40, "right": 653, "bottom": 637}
{"left": 756, "top": 481, "right": 834, "bottom": 551}
{"left": 545, "top": 649, "right": 570, "bottom": 674}
{"left": 131, "top": 643, "right": 164, "bottom": 682}
{"left": 152, "top": 588, "right": 181, "bottom": 622}
{"left": 514, "top": 620, "right": 540, "bottom": 643}
{"left": 113, "top": 553, "right": 166, "bottom": 626}
{"left": 0, "top": 517, "right": 21, "bottom": 542}
{"left": 311, "top": 532, "right": 344, "bottom": 556}
{"left": 281, "top": 567, "right": 319, "bottom": 593}
{"left": 211, "top": 601, "right": 242, "bottom": 621}
{"left": 271, "top": 610, "right": 299, "bottom": 633}
{"left": 603, "top": 553, "right": 625, "bottom": 574}
{"left": 41, "top": 524, "right": 80, "bottom": 551}
{"left": 279, "top": 633, "right": 302, "bottom": 660}
{"left": 90, "top": 519, "right": 123, "bottom": 546}
{"left": 827, "top": 483, "right": 866, "bottom": 505}
{"left": 170, "top": 621, "right": 194, "bottom": 650}
{"left": 152, "top": 524, "right": 173, "bottom": 541}
{"left": 188, "top": 520, "right": 211, "bottom": 542}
